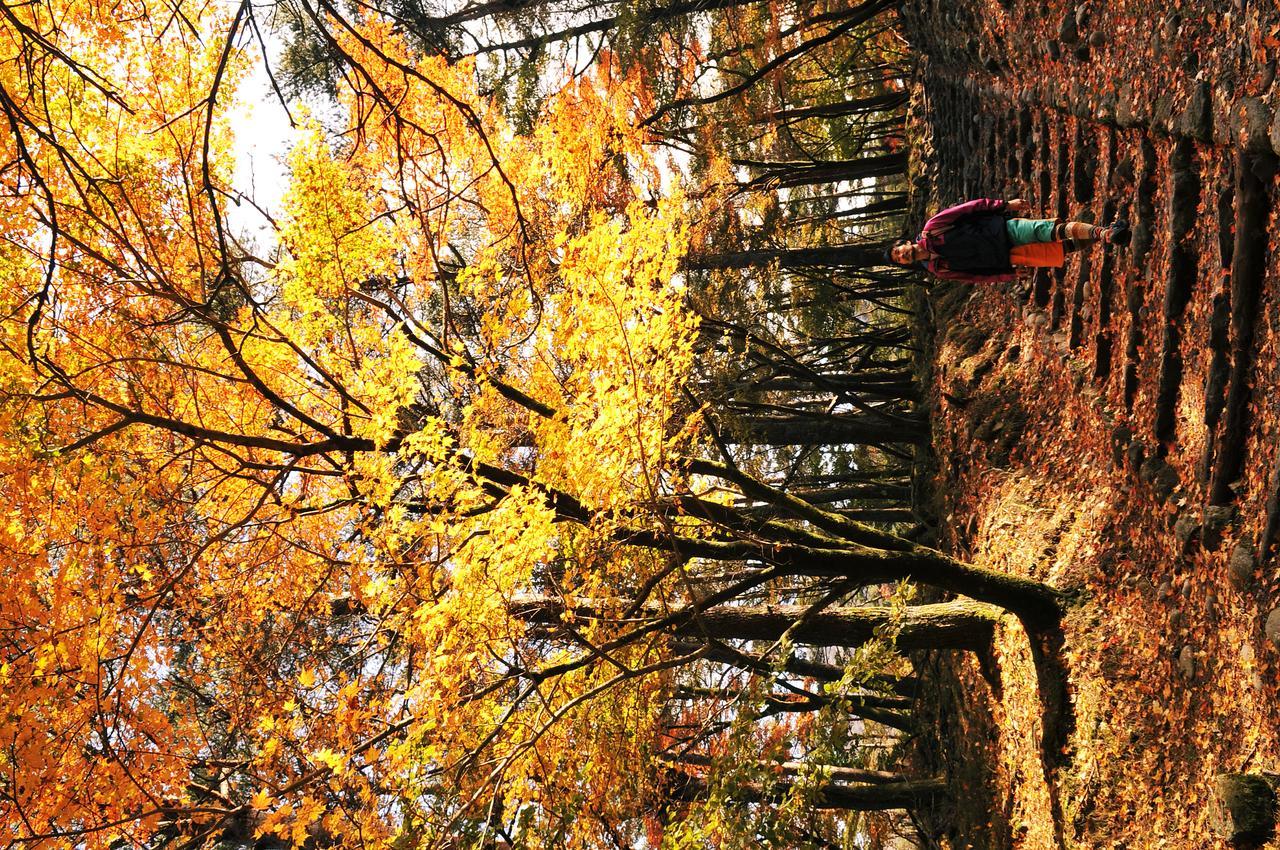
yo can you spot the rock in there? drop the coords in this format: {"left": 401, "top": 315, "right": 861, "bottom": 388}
{"left": 1210, "top": 774, "right": 1276, "bottom": 844}
{"left": 1157, "top": 581, "right": 1173, "bottom": 600}
{"left": 1161, "top": 13, "right": 1181, "bottom": 47}
{"left": 1262, "top": 61, "right": 1277, "bottom": 94}
{"left": 1177, "top": 645, "right": 1195, "bottom": 678}
{"left": 1088, "top": 31, "right": 1106, "bottom": 48}
{"left": 1215, "top": 186, "right": 1236, "bottom": 270}
{"left": 947, "top": 324, "right": 988, "bottom": 359}
{"left": 1141, "top": 455, "right": 1177, "bottom": 494}
{"left": 1116, "top": 93, "right": 1139, "bottom": 129}
{"left": 1208, "top": 291, "right": 1228, "bottom": 399}
{"left": 1252, "top": 153, "right": 1279, "bottom": 182}
{"left": 1212, "top": 82, "right": 1234, "bottom": 146}
{"left": 1110, "top": 425, "right": 1133, "bottom": 466}
{"left": 1059, "top": 13, "right": 1080, "bottom": 45}
{"left": 1052, "top": 79, "right": 1069, "bottom": 110}
{"left": 1126, "top": 441, "right": 1146, "bottom": 475}
{"left": 1229, "top": 539, "right": 1257, "bottom": 591}
{"left": 1046, "top": 39, "right": 1062, "bottom": 60}
{"left": 1168, "top": 168, "right": 1200, "bottom": 241}
{"left": 1174, "top": 511, "right": 1201, "bottom": 549}
{"left": 1266, "top": 608, "right": 1280, "bottom": 648}
{"left": 1074, "top": 44, "right": 1090, "bottom": 63}
{"left": 1131, "top": 221, "right": 1154, "bottom": 266}
{"left": 1151, "top": 92, "right": 1176, "bottom": 135}
{"left": 1069, "top": 82, "right": 1092, "bottom": 119}
{"left": 1233, "top": 97, "right": 1274, "bottom": 153}
{"left": 1152, "top": 465, "right": 1180, "bottom": 502}
{"left": 1203, "top": 505, "right": 1233, "bottom": 550}
{"left": 956, "top": 345, "right": 1003, "bottom": 390}
{"left": 1115, "top": 155, "right": 1136, "bottom": 185}
{"left": 1177, "top": 81, "right": 1212, "bottom": 141}
{"left": 1074, "top": 149, "right": 1097, "bottom": 203}
{"left": 1096, "top": 93, "right": 1117, "bottom": 124}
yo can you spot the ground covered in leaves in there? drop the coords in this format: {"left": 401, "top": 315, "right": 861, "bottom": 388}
{"left": 903, "top": 0, "right": 1280, "bottom": 847}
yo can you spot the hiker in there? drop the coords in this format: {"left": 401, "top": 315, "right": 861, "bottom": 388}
{"left": 887, "top": 197, "right": 1128, "bottom": 283}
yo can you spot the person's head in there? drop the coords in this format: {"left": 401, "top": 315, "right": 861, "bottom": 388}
{"left": 886, "top": 239, "right": 917, "bottom": 266}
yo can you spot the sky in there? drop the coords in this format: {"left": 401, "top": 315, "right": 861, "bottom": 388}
{"left": 228, "top": 30, "right": 300, "bottom": 242}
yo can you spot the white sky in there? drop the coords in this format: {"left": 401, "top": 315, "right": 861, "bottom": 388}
{"left": 228, "top": 34, "right": 299, "bottom": 243}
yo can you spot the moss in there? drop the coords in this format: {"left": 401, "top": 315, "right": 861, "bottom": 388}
{"left": 1212, "top": 773, "right": 1276, "bottom": 845}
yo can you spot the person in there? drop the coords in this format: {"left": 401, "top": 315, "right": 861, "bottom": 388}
{"left": 887, "top": 197, "right": 1128, "bottom": 283}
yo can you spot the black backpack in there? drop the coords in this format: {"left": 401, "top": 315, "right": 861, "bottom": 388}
{"left": 930, "top": 213, "right": 1013, "bottom": 273}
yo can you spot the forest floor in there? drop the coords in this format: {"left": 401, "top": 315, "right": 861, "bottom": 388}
{"left": 904, "top": 0, "right": 1280, "bottom": 848}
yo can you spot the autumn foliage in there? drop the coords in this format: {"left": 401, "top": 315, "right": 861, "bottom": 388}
{"left": 0, "top": 0, "right": 946, "bottom": 847}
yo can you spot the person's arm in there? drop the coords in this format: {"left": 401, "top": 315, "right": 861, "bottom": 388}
{"left": 922, "top": 197, "right": 1009, "bottom": 233}
{"left": 926, "top": 262, "right": 1019, "bottom": 284}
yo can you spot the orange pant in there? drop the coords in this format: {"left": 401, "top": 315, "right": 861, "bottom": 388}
{"left": 1009, "top": 240, "right": 1065, "bottom": 268}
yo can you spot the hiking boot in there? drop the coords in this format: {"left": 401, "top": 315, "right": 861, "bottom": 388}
{"left": 1105, "top": 218, "right": 1131, "bottom": 246}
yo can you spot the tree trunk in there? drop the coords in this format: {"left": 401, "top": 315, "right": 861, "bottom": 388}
{"left": 758, "top": 91, "right": 909, "bottom": 124}
{"left": 728, "top": 372, "right": 919, "bottom": 402}
{"left": 666, "top": 770, "right": 946, "bottom": 811}
{"left": 669, "top": 641, "right": 919, "bottom": 697}
{"left": 511, "top": 595, "right": 1001, "bottom": 652}
{"left": 673, "top": 752, "right": 910, "bottom": 785}
{"left": 836, "top": 507, "right": 916, "bottom": 523}
{"left": 685, "top": 243, "right": 889, "bottom": 271}
{"left": 786, "top": 482, "right": 913, "bottom": 503}
{"left": 729, "top": 412, "right": 927, "bottom": 446}
{"left": 458, "top": 0, "right": 767, "bottom": 58}
{"left": 738, "top": 152, "right": 909, "bottom": 189}
{"left": 670, "top": 639, "right": 846, "bottom": 682}
{"left": 670, "top": 686, "right": 914, "bottom": 731}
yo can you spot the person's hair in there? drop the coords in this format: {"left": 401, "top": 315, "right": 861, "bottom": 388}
{"left": 884, "top": 239, "right": 913, "bottom": 266}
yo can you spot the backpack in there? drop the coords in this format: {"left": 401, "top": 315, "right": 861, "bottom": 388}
{"left": 929, "top": 213, "right": 1012, "bottom": 273}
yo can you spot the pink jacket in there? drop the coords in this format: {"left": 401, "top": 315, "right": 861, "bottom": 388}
{"left": 914, "top": 198, "right": 1018, "bottom": 283}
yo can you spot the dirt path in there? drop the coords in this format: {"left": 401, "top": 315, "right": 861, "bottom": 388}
{"left": 905, "top": 1, "right": 1280, "bottom": 847}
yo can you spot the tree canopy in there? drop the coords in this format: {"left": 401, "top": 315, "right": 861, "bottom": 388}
{"left": 0, "top": 0, "right": 1015, "bottom": 847}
